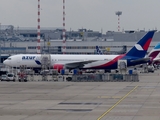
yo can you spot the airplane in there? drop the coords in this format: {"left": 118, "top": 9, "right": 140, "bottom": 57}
{"left": 3, "top": 31, "right": 155, "bottom": 73}
{"left": 147, "top": 43, "right": 160, "bottom": 65}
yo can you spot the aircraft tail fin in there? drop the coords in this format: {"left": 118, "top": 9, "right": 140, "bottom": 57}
{"left": 148, "top": 43, "right": 160, "bottom": 61}
{"left": 96, "top": 46, "right": 103, "bottom": 55}
{"left": 126, "top": 30, "right": 155, "bottom": 58}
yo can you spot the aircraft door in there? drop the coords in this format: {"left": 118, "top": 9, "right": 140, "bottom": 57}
{"left": 14, "top": 56, "right": 21, "bottom": 68}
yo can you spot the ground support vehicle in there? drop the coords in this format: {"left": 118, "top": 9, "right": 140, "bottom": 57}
{"left": 18, "top": 72, "right": 28, "bottom": 82}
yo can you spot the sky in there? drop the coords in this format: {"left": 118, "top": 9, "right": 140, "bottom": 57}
{"left": 0, "top": 0, "right": 160, "bottom": 33}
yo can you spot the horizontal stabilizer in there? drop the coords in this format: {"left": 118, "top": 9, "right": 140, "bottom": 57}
{"left": 131, "top": 57, "right": 151, "bottom": 63}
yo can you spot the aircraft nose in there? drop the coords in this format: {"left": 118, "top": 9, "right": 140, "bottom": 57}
{"left": 3, "top": 60, "right": 7, "bottom": 65}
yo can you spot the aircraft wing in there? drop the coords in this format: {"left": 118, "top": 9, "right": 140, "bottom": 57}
{"left": 65, "top": 60, "right": 98, "bottom": 69}
{"left": 130, "top": 57, "right": 151, "bottom": 63}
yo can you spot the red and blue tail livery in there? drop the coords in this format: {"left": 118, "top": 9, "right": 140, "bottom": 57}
{"left": 125, "top": 30, "right": 155, "bottom": 58}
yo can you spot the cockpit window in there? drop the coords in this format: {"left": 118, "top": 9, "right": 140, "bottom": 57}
{"left": 8, "top": 58, "right": 11, "bottom": 60}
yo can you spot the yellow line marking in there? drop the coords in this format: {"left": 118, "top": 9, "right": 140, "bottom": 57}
{"left": 98, "top": 96, "right": 122, "bottom": 99}
{"left": 97, "top": 85, "right": 138, "bottom": 120}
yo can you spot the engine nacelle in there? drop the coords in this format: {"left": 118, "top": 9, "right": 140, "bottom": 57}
{"left": 53, "top": 64, "right": 64, "bottom": 72}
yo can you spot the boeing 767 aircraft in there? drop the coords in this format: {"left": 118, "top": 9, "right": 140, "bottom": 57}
{"left": 3, "top": 31, "right": 155, "bottom": 72}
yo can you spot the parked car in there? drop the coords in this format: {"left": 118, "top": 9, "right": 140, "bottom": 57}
{"left": 148, "top": 65, "right": 154, "bottom": 73}
{"left": 0, "top": 75, "right": 7, "bottom": 81}
{"left": 40, "top": 70, "right": 53, "bottom": 75}
{"left": 6, "top": 73, "right": 16, "bottom": 82}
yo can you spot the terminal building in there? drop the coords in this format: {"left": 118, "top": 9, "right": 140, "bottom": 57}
{"left": 0, "top": 25, "right": 159, "bottom": 62}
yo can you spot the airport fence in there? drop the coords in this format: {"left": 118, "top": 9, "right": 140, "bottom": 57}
{"left": 72, "top": 73, "right": 139, "bottom": 82}
{"left": 11, "top": 73, "right": 139, "bottom": 82}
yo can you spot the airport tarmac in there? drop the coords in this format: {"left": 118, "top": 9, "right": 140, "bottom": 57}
{"left": 0, "top": 71, "right": 160, "bottom": 120}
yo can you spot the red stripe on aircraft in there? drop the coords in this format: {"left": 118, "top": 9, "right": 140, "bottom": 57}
{"left": 93, "top": 54, "right": 125, "bottom": 68}
{"left": 143, "top": 38, "right": 152, "bottom": 50}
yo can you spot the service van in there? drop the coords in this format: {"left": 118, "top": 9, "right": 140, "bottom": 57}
{"left": 6, "top": 73, "right": 16, "bottom": 82}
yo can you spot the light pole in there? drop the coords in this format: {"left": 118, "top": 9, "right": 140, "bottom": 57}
{"left": 115, "top": 11, "right": 122, "bottom": 32}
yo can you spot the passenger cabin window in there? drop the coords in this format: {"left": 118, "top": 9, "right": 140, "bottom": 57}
{"left": 8, "top": 58, "right": 11, "bottom": 60}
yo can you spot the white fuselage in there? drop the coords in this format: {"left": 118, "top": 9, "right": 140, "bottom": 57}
{"left": 3, "top": 54, "right": 119, "bottom": 69}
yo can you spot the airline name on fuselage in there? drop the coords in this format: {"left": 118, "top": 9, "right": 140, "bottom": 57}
{"left": 22, "top": 56, "right": 36, "bottom": 60}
